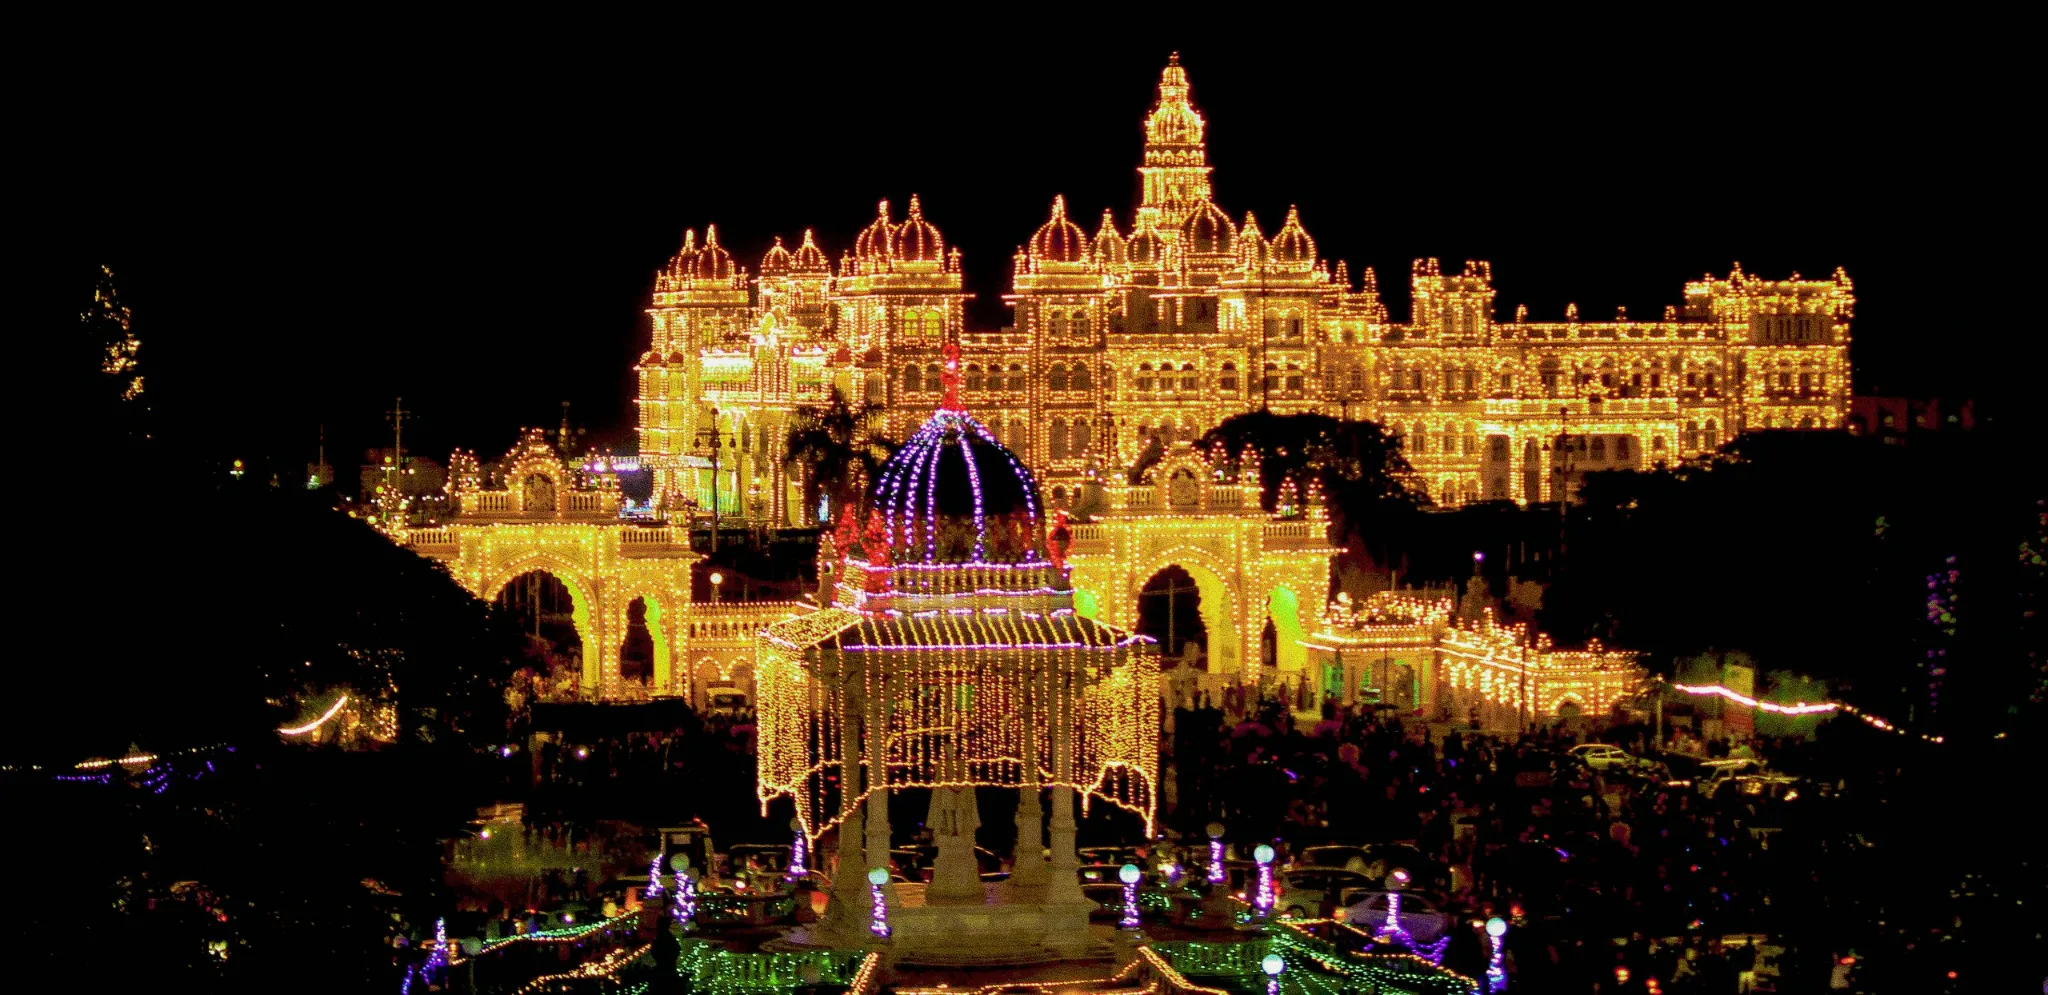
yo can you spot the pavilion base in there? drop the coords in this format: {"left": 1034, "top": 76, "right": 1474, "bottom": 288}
{"left": 773, "top": 882, "right": 1107, "bottom": 966}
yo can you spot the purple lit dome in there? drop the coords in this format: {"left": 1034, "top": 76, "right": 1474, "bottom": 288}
{"left": 867, "top": 347, "right": 1045, "bottom": 565}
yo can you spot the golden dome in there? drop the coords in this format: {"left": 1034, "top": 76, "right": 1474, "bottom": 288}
{"left": 760, "top": 236, "right": 793, "bottom": 276}
{"left": 1270, "top": 205, "right": 1316, "bottom": 268}
{"left": 665, "top": 229, "right": 698, "bottom": 276}
{"left": 854, "top": 200, "right": 896, "bottom": 261}
{"left": 691, "top": 224, "right": 735, "bottom": 281}
{"left": 790, "top": 229, "right": 830, "bottom": 273}
{"left": 1029, "top": 195, "right": 1090, "bottom": 263}
{"left": 1094, "top": 209, "right": 1127, "bottom": 267}
{"left": 1145, "top": 53, "right": 1206, "bottom": 152}
{"left": 1129, "top": 225, "right": 1165, "bottom": 267}
{"left": 1181, "top": 200, "right": 1235, "bottom": 256}
{"left": 893, "top": 194, "right": 945, "bottom": 263}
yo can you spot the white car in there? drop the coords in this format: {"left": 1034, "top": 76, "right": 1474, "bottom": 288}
{"left": 1568, "top": 744, "right": 1648, "bottom": 771}
{"left": 1340, "top": 890, "right": 1451, "bottom": 943}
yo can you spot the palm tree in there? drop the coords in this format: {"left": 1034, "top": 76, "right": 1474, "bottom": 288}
{"left": 783, "top": 387, "right": 895, "bottom": 526}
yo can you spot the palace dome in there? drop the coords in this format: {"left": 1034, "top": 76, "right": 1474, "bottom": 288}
{"left": 1094, "top": 210, "right": 1127, "bottom": 267}
{"left": 866, "top": 345, "right": 1044, "bottom": 565}
{"left": 854, "top": 201, "right": 896, "bottom": 261}
{"left": 790, "top": 229, "right": 830, "bottom": 273}
{"left": 1029, "top": 195, "right": 1090, "bottom": 263}
{"left": 1128, "top": 225, "right": 1165, "bottom": 267}
{"left": 1181, "top": 200, "right": 1235, "bottom": 256}
{"left": 691, "top": 224, "right": 735, "bottom": 281}
{"left": 760, "top": 236, "right": 793, "bottom": 276}
{"left": 1270, "top": 205, "right": 1316, "bottom": 268}
{"left": 1237, "top": 211, "right": 1268, "bottom": 269}
{"left": 893, "top": 195, "right": 945, "bottom": 263}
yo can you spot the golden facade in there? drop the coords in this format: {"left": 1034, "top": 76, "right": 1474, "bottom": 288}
{"left": 638, "top": 55, "right": 1852, "bottom": 523}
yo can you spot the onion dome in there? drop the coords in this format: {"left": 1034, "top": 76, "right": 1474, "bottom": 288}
{"left": 1145, "top": 53, "right": 1207, "bottom": 153}
{"left": 663, "top": 229, "right": 698, "bottom": 277}
{"left": 867, "top": 344, "right": 1043, "bottom": 565}
{"left": 1237, "top": 211, "right": 1268, "bottom": 269}
{"left": 1129, "top": 225, "right": 1165, "bottom": 268}
{"left": 791, "top": 228, "right": 830, "bottom": 273}
{"left": 1181, "top": 200, "right": 1235, "bottom": 256}
{"left": 854, "top": 200, "right": 896, "bottom": 261}
{"left": 1094, "top": 210, "right": 1127, "bottom": 267}
{"left": 760, "top": 236, "right": 793, "bottom": 276}
{"left": 691, "top": 224, "right": 735, "bottom": 281}
{"left": 1029, "top": 195, "right": 1090, "bottom": 263}
{"left": 893, "top": 194, "right": 945, "bottom": 263}
{"left": 1270, "top": 205, "right": 1316, "bottom": 269}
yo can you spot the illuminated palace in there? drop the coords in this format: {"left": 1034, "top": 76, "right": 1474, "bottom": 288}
{"left": 638, "top": 54, "right": 1853, "bottom": 522}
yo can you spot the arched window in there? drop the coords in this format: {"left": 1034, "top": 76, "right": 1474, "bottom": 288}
{"left": 1683, "top": 421, "right": 1699, "bottom": 450}
{"left": 1072, "top": 364, "right": 1092, "bottom": 391}
{"left": 1008, "top": 364, "right": 1026, "bottom": 390}
{"left": 1286, "top": 364, "right": 1304, "bottom": 391}
{"left": 903, "top": 364, "right": 921, "bottom": 393}
{"left": 965, "top": 364, "right": 984, "bottom": 391}
{"left": 926, "top": 363, "right": 942, "bottom": 388}
{"left": 1049, "top": 419, "right": 1069, "bottom": 460}
{"left": 1409, "top": 370, "right": 1423, "bottom": 391}
{"left": 1137, "top": 363, "right": 1155, "bottom": 391}
{"left": 1703, "top": 419, "right": 1719, "bottom": 448}
{"left": 1071, "top": 419, "right": 1091, "bottom": 455}
{"left": 1219, "top": 362, "right": 1238, "bottom": 392}
{"left": 1652, "top": 435, "right": 1667, "bottom": 451}
{"left": 1073, "top": 313, "right": 1091, "bottom": 337}
{"left": 1462, "top": 427, "right": 1477, "bottom": 456}
{"left": 1009, "top": 418, "right": 1028, "bottom": 450}
{"left": 1181, "top": 363, "right": 1198, "bottom": 391}
{"left": 1264, "top": 363, "right": 1279, "bottom": 391}
{"left": 1048, "top": 363, "right": 1069, "bottom": 392}
{"left": 1048, "top": 312, "right": 1067, "bottom": 337}
{"left": 1158, "top": 417, "right": 1177, "bottom": 443}
{"left": 1499, "top": 372, "right": 1514, "bottom": 394}
{"left": 1342, "top": 330, "right": 1356, "bottom": 344}
{"left": 1288, "top": 316, "right": 1304, "bottom": 338}
{"left": 1349, "top": 368, "right": 1363, "bottom": 390}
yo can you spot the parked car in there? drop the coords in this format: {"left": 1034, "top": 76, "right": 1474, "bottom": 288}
{"left": 1568, "top": 743, "right": 1657, "bottom": 772}
{"left": 1274, "top": 867, "right": 1372, "bottom": 919}
{"left": 1339, "top": 889, "right": 1452, "bottom": 943}
{"left": 1695, "top": 758, "right": 1766, "bottom": 795}
{"left": 1292, "top": 845, "right": 1372, "bottom": 872}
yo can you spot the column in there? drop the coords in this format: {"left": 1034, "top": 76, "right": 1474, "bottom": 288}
{"left": 863, "top": 674, "right": 893, "bottom": 905}
{"left": 823, "top": 671, "right": 869, "bottom": 940}
{"left": 1010, "top": 663, "right": 1049, "bottom": 890}
{"left": 1045, "top": 666, "right": 1084, "bottom": 903}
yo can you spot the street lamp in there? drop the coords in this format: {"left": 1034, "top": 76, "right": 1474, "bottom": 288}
{"left": 1118, "top": 863, "right": 1142, "bottom": 929}
{"left": 709, "top": 571, "right": 725, "bottom": 603}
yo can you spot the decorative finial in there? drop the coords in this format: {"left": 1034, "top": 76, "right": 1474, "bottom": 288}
{"left": 704, "top": 224, "right": 720, "bottom": 247}
{"left": 1051, "top": 194, "right": 1066, "bottom": 219}
{"left": 878, "top": 199, "right": 891, "bottom": 219}
{"left": 802, "top": 228, "right": 818, "bottom": 246}
{"left": 1168, "top": 52, "right": 1180, "bottom": 66}
{"left": 939, "top": 341, "right": 964, "bottom": 412}
{"left": 907, "top": 194, "right": 923, "bottom": 217}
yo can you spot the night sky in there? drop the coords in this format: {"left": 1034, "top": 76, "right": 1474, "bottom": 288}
{"left": 49, "top": 25, "right": 2027, "bottom": 471}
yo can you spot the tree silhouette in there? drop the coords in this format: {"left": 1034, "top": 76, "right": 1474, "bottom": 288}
{"left": 783, "top": 387, "right": 894, "bottom": 522}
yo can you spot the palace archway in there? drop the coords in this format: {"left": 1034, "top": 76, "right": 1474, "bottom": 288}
{"left": 1064, "top": 442, "right": 1335, "bottom": 686}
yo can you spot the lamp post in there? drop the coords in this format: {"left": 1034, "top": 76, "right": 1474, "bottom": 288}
{"left": 867, "top": 867, "right": 892, "bottom": 939}
{"left": 1206, "top": 822, "right": 1226, "bottom": 885}
{"left": 1261, "top": 953, "right": 1285, "bottom": 995}
{"left": 1485, "top": 916, "right": 1508, "bottom": 992}
{"left": 1119, "top": 863, "right": 1142, "bottom": 929}
{"left": 709, "top": 571, "right": 724, "bottom": 604}
{"left": 1253, "top": 844, "right": 1276, "bottom": 917}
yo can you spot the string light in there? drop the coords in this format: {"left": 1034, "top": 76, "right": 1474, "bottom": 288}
{"left": 1208, "top": 822, "right": 1228, "bottom": 885}
{"left": 278, "top": 694, "right": 350, "bottom": 736}
{"left": 647, "top": 852, "right": 664, "bottom": 899}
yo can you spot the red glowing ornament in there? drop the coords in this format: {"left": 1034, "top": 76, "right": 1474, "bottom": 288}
{"left": 939, "top": 341, "right": 965, "bottom": 412}
{"left": 1049, "top": 509, "right": 1072, "bottom": 571}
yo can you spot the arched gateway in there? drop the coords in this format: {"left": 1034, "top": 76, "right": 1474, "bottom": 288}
{"left": 1063, "top": 441, "right": 1337, "bottom": 690}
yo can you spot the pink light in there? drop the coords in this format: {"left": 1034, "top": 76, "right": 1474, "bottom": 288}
{"left": 1670, "top": 683, "right": 1838, "bottom": 715}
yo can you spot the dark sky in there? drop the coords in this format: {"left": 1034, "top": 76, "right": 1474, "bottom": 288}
{"left": 49, "top": 23, "right": 2028, "bottom": 470}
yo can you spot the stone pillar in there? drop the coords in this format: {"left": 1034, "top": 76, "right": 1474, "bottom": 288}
{"left": 863, "top": 675, "right": 893, "bottom": 904}
{"left": 1009, "top": 665, "right": 1049, "bottom": 891}
{"left": 822, "top": 671, "right": 870, "bottom": 941}
{"left": 1044, "top": 667, "right": 1084, "bottom": 903}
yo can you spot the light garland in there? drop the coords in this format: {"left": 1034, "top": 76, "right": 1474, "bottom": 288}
{"left": 1485, "top": 916, "right": 1507, "bottom": 992}
{"left": 278, "top": 694, "right": 351, "bottom": 736}
{"left": 647, "top": 852, "right": 664, "bottom": 899}
{"left": 1120, "top": 863, "right": 1143, "bottom": 929}
{"left": 867, "top": 867, "right": 891, "bottom": 939}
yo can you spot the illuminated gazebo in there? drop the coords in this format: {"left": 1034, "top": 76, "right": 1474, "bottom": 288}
{"left": 756, "top": 344, "right": 1158, "bottom": 961}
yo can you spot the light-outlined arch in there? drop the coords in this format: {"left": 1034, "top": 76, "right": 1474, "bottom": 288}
{"left": 1134, "top": 545, "right": 1246, "bottom": 675}
{"left": 1265, "top": 585, "right": 1306, "bottom": 673}
{"left": 485, "top": 557, "right": 598, "bottom": 690}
